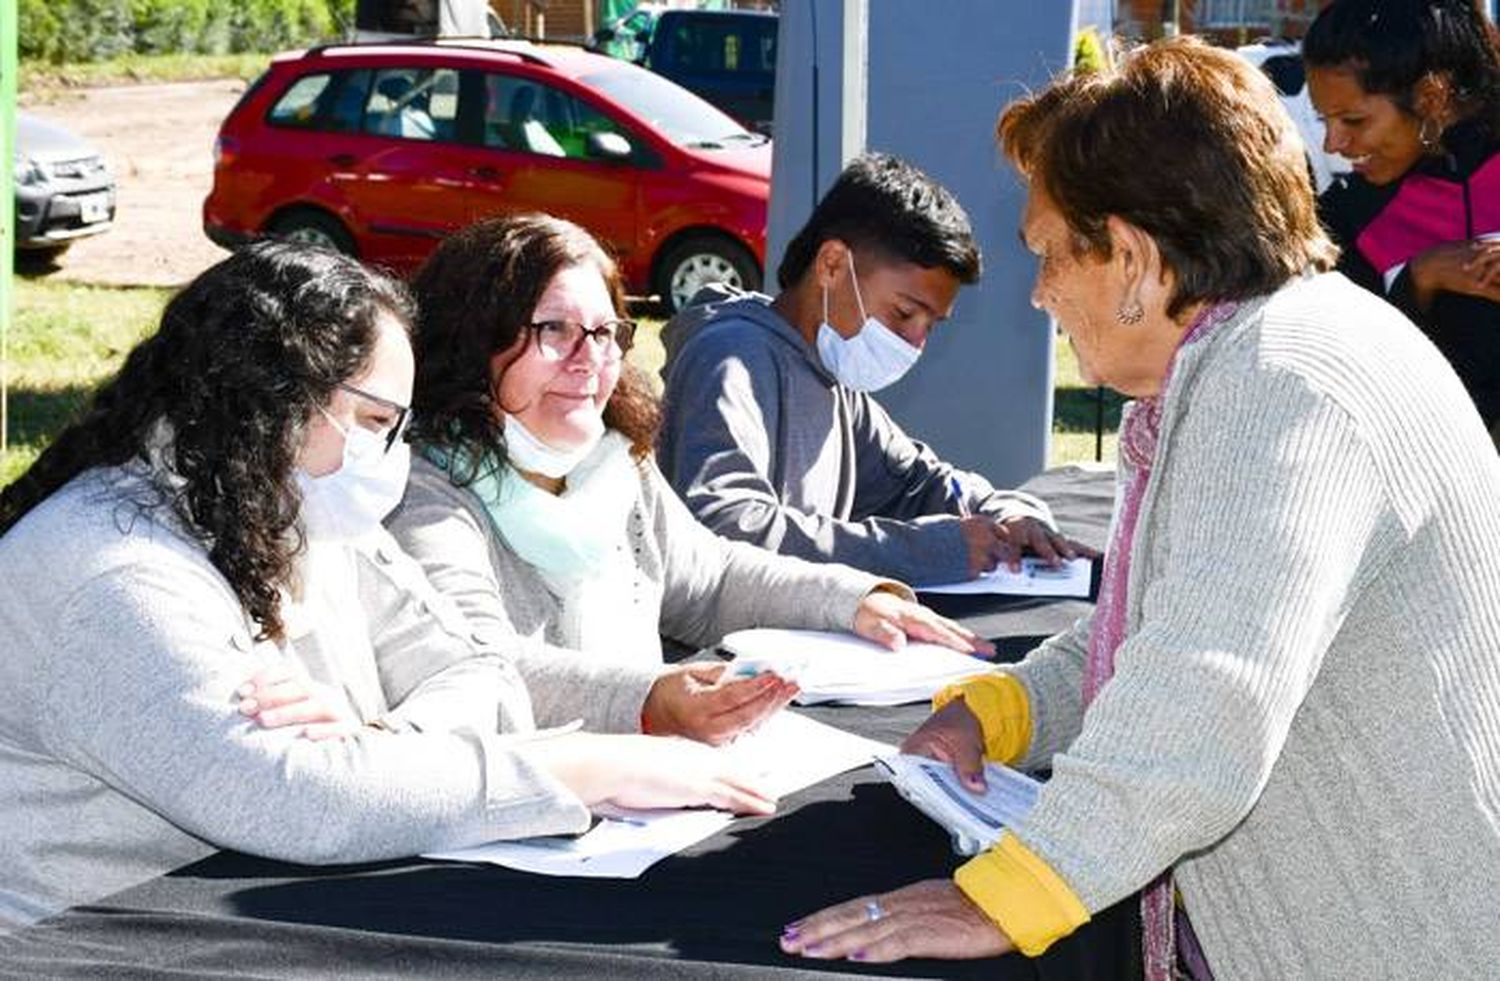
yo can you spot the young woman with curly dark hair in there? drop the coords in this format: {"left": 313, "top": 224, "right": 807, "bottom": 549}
{"left": 0, "top": 241, "right": 775, "bottom": 931}
{"left": 387, "top": 213, "right": 989, "bottom": 747}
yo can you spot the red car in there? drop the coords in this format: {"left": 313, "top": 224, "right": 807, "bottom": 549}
{"left": 204, "top": 39, "right": 769, "bottom": 311}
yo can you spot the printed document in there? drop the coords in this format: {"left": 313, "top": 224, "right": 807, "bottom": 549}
{"left": 719, "top": 627, "right": 993, "bottom": 706}
{"left": 878, "top": 753, "right": 1041, "bottom": 856}
{"left": 425, "top": 711, "right": 894, "bottom": 878}
{"left": 917, "top": 556, "right": 1093, "bottom": 597}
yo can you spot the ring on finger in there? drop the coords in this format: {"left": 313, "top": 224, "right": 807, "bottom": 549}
{"left": 865, "top": 899, "right": 885, "bottom": 923}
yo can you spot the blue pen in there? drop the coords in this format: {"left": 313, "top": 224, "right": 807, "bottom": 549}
{"left": 950, "top": 475, "right": 969, "bottom": 518}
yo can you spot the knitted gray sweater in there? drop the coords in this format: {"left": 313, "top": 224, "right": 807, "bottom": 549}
{"left": 0, "top": 466, "right": 590, "bottom": 930}
{"left": 997, "top": 273, "right": 1500, "bottom": 978}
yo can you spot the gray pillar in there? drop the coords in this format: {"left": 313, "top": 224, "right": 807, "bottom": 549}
{"left": 768, "top": 1, "right": 1086, "bottom": 486}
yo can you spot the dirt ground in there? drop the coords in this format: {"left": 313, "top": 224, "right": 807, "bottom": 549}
{"left": 21, "top": 79, "right": 248, "bottom": 288}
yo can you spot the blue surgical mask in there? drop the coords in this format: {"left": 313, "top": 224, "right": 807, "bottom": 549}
{"left": 814, "top": 251, "right": 922, "bottom": 392}
{"left": 296, "top": 406, "right": 411, "bottom": 542}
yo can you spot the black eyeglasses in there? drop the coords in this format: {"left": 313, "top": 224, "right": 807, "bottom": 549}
{"left": 335, "top": 381, "right": 411, "bottom": 454}
{"left": 527, "top": 319, "right": 637, "bottom": 363}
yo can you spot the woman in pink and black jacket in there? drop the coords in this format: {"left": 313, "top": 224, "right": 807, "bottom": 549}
{"left": 1307, "top": 0, "right": 1500, "bottom": 441}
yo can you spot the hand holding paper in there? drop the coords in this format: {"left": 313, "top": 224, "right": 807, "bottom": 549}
{"left": 900, "top": 696, "right": 989, "bottom": 794}
{"left": 878, "top": 753, "right": 1040, "bottom": 856}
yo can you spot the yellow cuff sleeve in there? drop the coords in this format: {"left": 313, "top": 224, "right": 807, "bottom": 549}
{"left": 932, "top": 673, "right": 1031, "bottom": 765}
{"left": 954, "top": 832, "right": 1090, "bottom": 957}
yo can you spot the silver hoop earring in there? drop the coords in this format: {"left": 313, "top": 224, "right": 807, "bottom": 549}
{"left": 1419, "top": 117, "right": 1441, "bottom": 150}
{"left": 1115, "top": 298, "right": 1144, "bottom": 325}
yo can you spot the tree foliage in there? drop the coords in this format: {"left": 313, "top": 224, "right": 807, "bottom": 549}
{"left": 20, "top": 0, "right": 347, "bottom": 62}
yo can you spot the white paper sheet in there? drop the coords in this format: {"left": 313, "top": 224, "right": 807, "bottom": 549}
{"left": 877, "top": 753, "right": 1041, "bottom": 856}
{"left": 916, "top": 556, "right": 1093, "bottom": 597}
{"left": 719, "top": 627, "right": 994, "bottom": 706}
{"left": 424, "top": 711, "right": 894, "bottom": 878}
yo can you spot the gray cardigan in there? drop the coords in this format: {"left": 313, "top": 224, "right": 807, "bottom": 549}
{"left": 386, "top": 452, "right": 893, "bottom": 733}
{"left": 994, "top": 274, "right": 1500, "bottom": 978}
{"left": 656, "top": 286, "right": 1052, "bottom": 585}
{"left": 0, "top": 465, "right": 590, "bottom": 930}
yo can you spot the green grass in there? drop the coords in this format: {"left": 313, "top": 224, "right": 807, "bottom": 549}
{"left": 20, "top": 53, "right": 270, "bottom": 96}
{"left": 0, "top": 288, "right": 1117, "bottom": 487}
{"left": 0, "top": 279, "right": 169, "bottom": 485}
{"left": 1049, "top": 333, "right": 1123, "bottom": 469}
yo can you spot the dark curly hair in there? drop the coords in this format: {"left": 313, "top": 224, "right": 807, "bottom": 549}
{"left": 0, "top": 241, "right": 414, "bottom": 642}
{"left": 1304, "top": 0, "right": 1500, "bottom": 134}
{"left": 408, "top": 213, "right": 658, "bottom": 486}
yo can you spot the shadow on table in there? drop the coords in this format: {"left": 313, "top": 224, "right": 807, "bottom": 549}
{"left": 170, "top": 780, "right": 1133, "bottom": 980}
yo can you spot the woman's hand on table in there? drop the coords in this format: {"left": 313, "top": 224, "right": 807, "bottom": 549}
{"left": 528, "top": 732, "right": 778, "bottom": 816}
{"left": 901, "top": 696, "right": 988, "bottom": 793}
{"left": 642, "top": 662, "right": 799, "bottom": 746}
{"left": 237, "top": 661, "right": 361, "bottom": 741}
{"left": 779, "top": 878, "right": 1013, "bottom": 962}
{"left": 853, "top": 589, "right": 995, "bottom": 657}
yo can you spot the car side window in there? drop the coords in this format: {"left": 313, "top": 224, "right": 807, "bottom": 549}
{"left": 269, "top": 74, "right": 334, "bottom": 128}
{"left": 480, "top": 74, "right": 633, "bottom": 162}
{"left": 363, "top": 67, "right": 460, "bottom": 142}
{"left": 266, "top": 71, "right": 371, "bottom": 133}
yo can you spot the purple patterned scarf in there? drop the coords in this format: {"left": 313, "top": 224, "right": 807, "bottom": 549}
{"left": 1082, "top": 301, "right": 1237, "bottom": 981}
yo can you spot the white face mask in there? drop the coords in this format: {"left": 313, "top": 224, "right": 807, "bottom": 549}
{"left": 503, "top": 412, "right": 602, "bottom": 479}
{"left": 296, "top": 406, "right": 411, "bottom": 542}
{"left": 814, "top": 251, "right": 922, "bottom": 392}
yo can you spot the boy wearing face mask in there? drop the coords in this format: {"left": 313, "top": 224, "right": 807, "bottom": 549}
{"left": 658, "top": 153, "right": 1078, "bottom": 585}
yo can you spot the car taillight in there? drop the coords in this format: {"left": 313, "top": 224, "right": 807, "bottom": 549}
{"left": 213, "top": 136, "right": 240, "bottom": 167}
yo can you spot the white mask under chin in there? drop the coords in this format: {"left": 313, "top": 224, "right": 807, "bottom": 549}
{"left": 814, "top": 252, "right": 922, "bottom": 392}
{"left": 504, "top": 413, "right": 603, "bottom": 479}
{"left": 296, "top": 422, "right": 411, "bottom": 543}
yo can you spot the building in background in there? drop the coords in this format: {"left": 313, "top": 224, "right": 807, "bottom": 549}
{"left": 1116, "top": 0, "right": 1323, "bottom": 42}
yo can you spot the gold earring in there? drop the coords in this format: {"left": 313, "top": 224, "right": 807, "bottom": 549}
{"left": 1419, "top": 117, "right": 1442, "bottom": 150}
{"left": 1115, "top": 297, "right": 1144, "bottom": 325}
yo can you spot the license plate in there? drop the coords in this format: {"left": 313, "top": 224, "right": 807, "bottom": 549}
{"left": 77, "top": 192, "right": 110, "bottom": 224}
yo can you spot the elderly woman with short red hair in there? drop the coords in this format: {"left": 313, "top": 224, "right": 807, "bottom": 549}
{"left": 779, "top": 37, "right": 1500, "bottom": 979}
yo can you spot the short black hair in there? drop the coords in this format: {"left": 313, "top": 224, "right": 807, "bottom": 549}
{"left": 776, "top": 152, "right": 981, "bottom": 289}
{"left": 1304, "top": 0, "right": 1500, "bottom": 128}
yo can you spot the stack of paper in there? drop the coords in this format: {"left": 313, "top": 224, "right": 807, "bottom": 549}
{"left": 917, "top": 556, "right": 1093, "bottom": 597}
{"left": 424, "top": 711, "right": 894, "bottom": 878}
{"left": 718, "top": 627, "right": 993, "bottom": 706}
{"left": 877, "top": 753, "right": 1041, "bottom": 856}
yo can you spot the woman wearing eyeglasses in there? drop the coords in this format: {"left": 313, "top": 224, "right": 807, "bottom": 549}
{"left": 389, "top": 214, "right": 988, "bottom": 745}
{"left": 0, "top": 241, "right": 777, "bottom": 930}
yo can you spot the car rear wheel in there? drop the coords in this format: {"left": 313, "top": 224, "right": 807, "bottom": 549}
{"left": 268, "top": 209, "right": 357, "bottom": 257}
{"left": 655, "top": 234, "right": 760, "bottom": 314}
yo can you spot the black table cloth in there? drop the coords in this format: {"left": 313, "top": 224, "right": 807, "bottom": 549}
{"left": 0, "top": 466, "right": 1133, "bottom": 981}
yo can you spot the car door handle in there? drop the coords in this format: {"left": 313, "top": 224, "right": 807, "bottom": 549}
{"left": 328, "top": 153, "right": 358, "bottom": 167}
{"left": 469, "top": 165, "right": 502, "bottom": 180}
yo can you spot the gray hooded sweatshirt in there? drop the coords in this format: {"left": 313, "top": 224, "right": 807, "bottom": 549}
{"left": 657, "top": 285, "right": 1051, "bottom": 585}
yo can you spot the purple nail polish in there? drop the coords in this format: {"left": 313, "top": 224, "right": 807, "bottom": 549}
{"left": 781, "top": 925, "right": 800, "bottom": 939}
{"left": 849, "top": 950, "right": 866, "bottom": 961}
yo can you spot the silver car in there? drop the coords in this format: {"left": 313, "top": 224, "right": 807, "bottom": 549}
{"left": 13, "top": 111, "right": 116, "bottom": 263}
